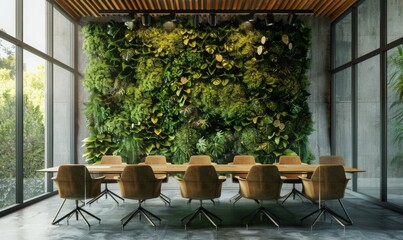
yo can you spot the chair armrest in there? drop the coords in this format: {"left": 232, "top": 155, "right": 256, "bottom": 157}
{"left": 218, "top": 176, "right": 226, "bottom": 182}
{"left": 156, "top": 176, "right": 166, "bottom": 180}
{"left": 298, "top": 176, "right": 309, "bottom": 181}
{"left": 93, "top": 176, "right": 105, "bottom": 181}
{"left": 113, "top": 176, "right": 121, "bottom": 180}
{"left": 280, "top": 176, "right": 287, "bottom": 180}
{"left": 235, "top": 176, "right": 246, "bottom": 181}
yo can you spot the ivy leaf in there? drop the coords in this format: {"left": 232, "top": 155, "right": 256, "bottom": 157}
{"left": 151, "top": 117, "right": 158, "bottom": 124}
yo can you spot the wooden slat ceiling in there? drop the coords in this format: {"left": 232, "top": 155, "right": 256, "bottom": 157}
{"left": 53, "top": 0, "right": 357, "bottom": 22}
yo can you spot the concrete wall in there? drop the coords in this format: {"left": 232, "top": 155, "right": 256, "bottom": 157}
{"left": 74, "top": 17, "right": 333, "bottom": 164}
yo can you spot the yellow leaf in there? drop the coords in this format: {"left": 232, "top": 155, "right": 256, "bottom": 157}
{"left": 282, "top": 34, "right": 289, "bottom": 45}
{"left": 215, "top": 54, "right": 223, "bottom": 62}
{"left": 151, "top": 117, "right": 158, "bottom": 124}
{"left": 154, "top": 129, "right": 162, "bottom": 135}
{"left": 183, "top": 38, "right": 189, "bottom": 45}
{"left": 257, "top": 45, "right": 263, "bottom": 55}
{"left": 181, "top": 76, "right": 188, "bottom": 85}
{"left": 252, "top": 116, "right": 258, "bottom": 124}
{"left": 261, "top": 36, "right": 266, "bottom": 44}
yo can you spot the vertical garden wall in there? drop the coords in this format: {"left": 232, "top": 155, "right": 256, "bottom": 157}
{"left": 82, "top": 17, "right": 314, "bottom": 164}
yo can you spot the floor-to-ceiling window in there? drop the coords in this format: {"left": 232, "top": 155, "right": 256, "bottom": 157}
{"left": 0, "top": 0, "right": 75, "bottom": 214}
{"left": 386, "top": 0, "right": 403, "bottom": 208}
{"left": 333, "top": 0, "right": 403, "bottom": 209}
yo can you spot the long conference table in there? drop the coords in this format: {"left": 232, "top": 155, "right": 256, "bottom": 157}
{"left": 38, "top": 164, "right": 365, "bottom": 174}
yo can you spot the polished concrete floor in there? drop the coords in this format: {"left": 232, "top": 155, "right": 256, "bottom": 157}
{"left": 1, "top": 179, "right": 403, "bottom": 240}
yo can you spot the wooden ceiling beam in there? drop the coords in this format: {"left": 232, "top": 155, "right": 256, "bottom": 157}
{"left": 53, "top": 0, "right": 357, "bottom": 22}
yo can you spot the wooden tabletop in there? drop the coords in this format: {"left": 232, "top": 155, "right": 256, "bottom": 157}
{"left": 38, "top": 164, "right": 365, "bottom": 174}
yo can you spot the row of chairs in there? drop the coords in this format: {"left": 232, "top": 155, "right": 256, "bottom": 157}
{"left": 52, "top": 155, "right": 350, "bottom": 230}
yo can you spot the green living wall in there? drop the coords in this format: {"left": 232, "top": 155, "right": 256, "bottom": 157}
{"left": 82, "top": 17, "right": 314, "bottom": 164}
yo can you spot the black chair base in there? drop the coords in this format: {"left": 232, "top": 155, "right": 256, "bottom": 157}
{"left": 121, "top": 201, "right": 161, "bottom": 229}
{"left": 52, "top": 199, "right": 101, "bottom": 230}
{"left": 181, "top": 203, "right": 222, "bottom": 230}
{"left": 281, "top": 185, "right": 308, "bottom": 204}
{"left": 87, "top": 184, "right": 124, "bottom": 205}
{"left": 160, "top": 193, "right": 171, "bottom": 206}
{"left": 301, "top": 199, "right": 353, "bottom": 229}
{"left": 242, "top": 205, "right": 280, "bottom": 229}
{"left": 230, "top": 193, "right": 242, "bottom": 205}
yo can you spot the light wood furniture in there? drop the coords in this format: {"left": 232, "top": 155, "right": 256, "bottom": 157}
{"left": 175, "top": 165, "right": 226, "bottom": 230}
{"left": 116, "top": 165, "right": 164, "bottom": 229}
{"left": 236, "top": 165, "right": 284, "bottom": 229}
{"left": 39, "top": 164, "right": 365, "bottom": 175}
{"left": 52, "top": 165, "right": 105, "bottom": 230}
{"left": 299, "top": 165, "right": 352, "bottom": 228}
{"left": 87, "top": 155, "right": 124, "bottom": 205}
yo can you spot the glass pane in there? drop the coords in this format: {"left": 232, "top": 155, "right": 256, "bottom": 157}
{"left": 53, "top": 9, "right": 73, "bottom": 66}
{"left": 0, "top": 0, "right": 16, "bottom": 37}
{"left": 334, "top": 68, "right": 353, "bottom": 189}
{"left": 23, "top": 0, "right": 46, "bottom": 52}
{"left": 357, "top": 0, "right": 380, "bottom": 57}
{"left": 387, "top": 0, "right": 403, "bottom": 43}
{"left": 387, "top": 47, "right": 403, "bottom": 206}
{"left": 23, "top": 51, "right": 46, "bottom": 201}
{"left": 357, "top": 56, "right": 381, "bottom": 199}
{"left": 334, "top": 13, "right": 352, "bottom": 68}
{"left": 53, "top": 64, "right": 72, "bottom": 167}
{"left": 0, "top": 39, "right": 16, "bottom": 209}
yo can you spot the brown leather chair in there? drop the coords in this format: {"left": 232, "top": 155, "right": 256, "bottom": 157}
{"left": 143, "top": 155, "right": 171, "bottom": 205}
{"left": 228, "top": 155, "right": 257, "bottom": 205}
{"left": 277, "top": 155, "right": 307, "bottom": 204}
{"left": 52, "top": 165, "right": 105, "bottom": 229}
{"left": 236, "top": 165, "right": 284, "bottom": 229}
{"left": 300, "top": 165, "right": 352, "bottom": 228}
{"left": 87, "top": 155, "right": 124, "bottom": 205}
{"left": 175, "top": 165, "right": 226, "bottom": 229}
{"left": 188, "top": 155, "right": 213, "bottom": 164}
{"left": 319, "top": 155, "right": 345, "bottom": 165}
{"left": 116, "top": 165, "right": 164, "bottom": 229}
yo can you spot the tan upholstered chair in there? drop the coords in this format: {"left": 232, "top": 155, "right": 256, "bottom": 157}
{"left": 300, "top": 165, "right": 352, "bottom": 228}
{"left": 236, "top": 165, "right": 284, "bottom": 229}
{"left": 175, "top": 165, "right": 226, "bottom": 229}
{"left": 228, "top": 155, "right": 257, "bottom": 205}
{"left": 142, "top": 155, "right": 171, "bottom": 205}
{"left": 87, "top": 155, "right": 124, "bottom": 205}
{"left": 116, "top": 165, "right": 164, "bottom": 229}
{"left": 319, "top": 155, "right": 345, "bottom": 165}
{"left": 188, "top": 155, "right": 213, "bottom": 164}
{"left": 52, "top": 165, "right": 104, "bottom": 229}
{"left": 277, "top": 155, "right": 307, "bottom": 204}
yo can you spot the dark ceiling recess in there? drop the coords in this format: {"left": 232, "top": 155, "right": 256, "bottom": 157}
{"left": 53, "top": 0, "right": 357, "bottom": 22}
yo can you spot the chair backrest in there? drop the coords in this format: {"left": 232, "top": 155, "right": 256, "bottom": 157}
{"left": 145, "top": 155, "right": 167, "bottom": 164}
{"left": 230, "top": 155, "right": 256, "bottom": 182}
{"left": 278, "top": 155, "right": 302, "bottom": 179}
{"left": 319, "top": 155, "right": 345, "bottom": 165}
{"left": 308, "top": 165, "right": 349, "bottom": 200}
{"left": 100, "top": 155, "right": 122, "bottom": 164}
{"left": 118, "top": 165, "right": 161, "bottom": 200}
{"left": 278, "top": 155, "right": 301, "bottom": 164}
{"left": 182, "top": 165, "right": 222, "bottom": 199}
{"left": 242, "top": 165, "right": 283, "bottom": 200}
{"left": 54, "top": 165, "right": 101, "bottom": 200}
{"left": 232, "top": 155, "right": 256, "bottom": 165}
{"left": 189, "top": 155, "right": 212, "bottom": 165}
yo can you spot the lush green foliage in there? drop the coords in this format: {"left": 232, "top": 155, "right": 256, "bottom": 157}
{"left": 82, "top": 18, "right": 314, "bottom": 164}
{"left": 389, "top": 45, "right": 403, "bottom": 170}
{"left": 0, "top": 41, "right": 46, "bottom": 208}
